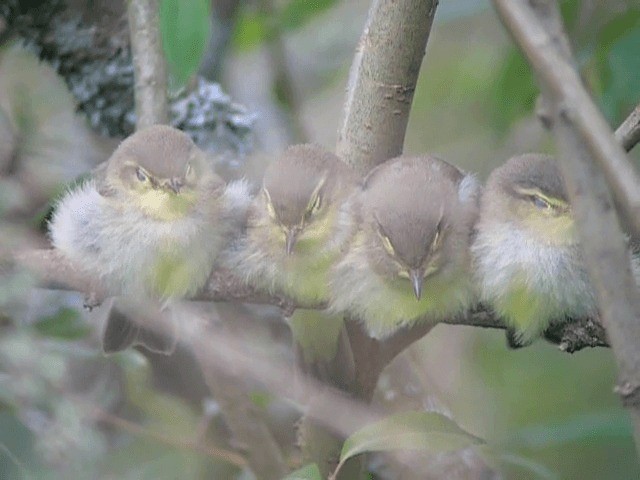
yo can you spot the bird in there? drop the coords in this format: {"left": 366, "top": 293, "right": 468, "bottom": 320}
{"left": 329, "top": 155, "right": 480, "bottom": 340}
{"left": 226, "top": 144, "right": 358, "bottom": 386}
{"left": 472, "top": 153, "right": 599, "bottom": 346}
{"left": 49, "top": 124, "right": 250, "bottom": 354}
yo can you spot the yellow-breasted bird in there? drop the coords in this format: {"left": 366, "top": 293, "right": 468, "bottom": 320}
{"left": 50, "top": 125, "right": 250, "bottom": 354}
{"left": 470, "top": 153, "right": 626, "bottom": 346}
{"left": 329, "top": 155, "right": 480, "bottom": 340}
{"left": 226, "top": 144, "right": 358, "bottom": 386}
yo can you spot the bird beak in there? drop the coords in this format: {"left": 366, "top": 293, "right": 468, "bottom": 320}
{"left": 285, "top": 229, "right": 298, "bottom": 256}
{"left": 409, "top": 268, "right": 424, "bottom": 300}
{"left": 165, "top": 178, "right": 182, "bottom": 194}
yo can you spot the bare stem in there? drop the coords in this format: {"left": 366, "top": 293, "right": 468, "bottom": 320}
{"left": 336, "top": 0, "right": 440, "bottom": 176}
{"left": 616, "top": 104, "right": 640, "bottom": 153}
{"left": 127, "top": 0, "right": 169, "bottom": 128}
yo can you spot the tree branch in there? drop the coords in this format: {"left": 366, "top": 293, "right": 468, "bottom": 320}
{"left": 492, "top": 0, "right": 640, "bottom": 456}
{"left": 127, "top": 0, "right": 169, "bottom": 128}
{"left": 336, "top": 0, "right": 440, "bottom": 176}
{"left": 495, "top": 0, "right": 640, "bottom": 243}
{"left": 14, "top": 247, "right": 609, "bottom": 352}
{"left": 616, "top": 104, "right": 640, "bottom": 153}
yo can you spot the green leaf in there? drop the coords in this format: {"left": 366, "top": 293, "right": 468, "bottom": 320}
{"left": 596, "top": 12, "right": 640, "bottom": 123}
{"left": 506, "top": 411, "right": 633, "bottom": 449}
{"left": 283, "top": 463, "right": 323, "bottom": 480}
{"left": 232, "top": 9, "right": 268, "bottom": 51}
{"left": 495, "top": 452, "right": 560, "bottom": 480}
{"left": 160, "top": 0, "right": 211, "bottom": 87}
{"left": 338, "top": 411, "right": 483, "bottom": 469}
{"left": 34, "top": 308, "right": 89, "bottom": 340}
{"left": 233, "top": 0, "right": 339, "bottom": 52}
{"left": 488, "top": 49, "right": 537, "bottom": 134}
{"left": 278, "top": 0, "right": 339, "bottom": 31}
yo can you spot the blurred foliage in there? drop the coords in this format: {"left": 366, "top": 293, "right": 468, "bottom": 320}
{"left": 232, "top": 0, "right": 339, "bottom": 51}
{"left": 488, "top": 0, "right": 640, "bottom": 134}
{"left": 160, "top": 0, "right": 212, "bottom": 88}
{"left": 2, "top": 0, "right": 640, "bottom": 479}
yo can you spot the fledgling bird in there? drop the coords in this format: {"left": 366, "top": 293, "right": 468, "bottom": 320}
{"left": 226, "top": 144, "right": 358, "bottom": 385}
{"left": 329, "top": 155, "right": 480, "bottom": 340}
{"left": 472, "top": 153, "right": 598, "bottom": 346}
{"left": 49, "top": 125, "right": 250, "bottom": 354}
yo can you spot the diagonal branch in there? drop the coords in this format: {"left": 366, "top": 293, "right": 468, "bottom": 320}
{"left": 492, "top": 0, "right": 640, "bottom": 456}
{"left": 493, "top": 0, "right": 640, "bottom": 243}
{"left": 616, "top": 104, "right": 640, "bottom": 153}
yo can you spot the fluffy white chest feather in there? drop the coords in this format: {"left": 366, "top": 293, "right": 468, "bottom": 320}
{"left": 472, "top": 223, "right": 596, "bottom": 341}
{"left": 50, "top": 180, "right": 222, "bottom": 299}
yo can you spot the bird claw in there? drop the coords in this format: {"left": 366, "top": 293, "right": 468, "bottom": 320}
{"left": 280, "top": 299, "right": 297, "bottom": 318}
{"left": 83, "top": 292, "right": 102, "bottom": 311}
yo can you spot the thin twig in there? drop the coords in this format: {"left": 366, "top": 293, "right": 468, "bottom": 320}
{"left": 91, "top": 406, "right": 247, "bottom": 467}
{"left": 616, "top": 104, "right": 640, "bottom": 153}
{"left": 127, "top": 0, "right": 169, "bottom": 128}
{"left": 14, "top": 247, "right": 609, "bottom": 353}
{"left": 493, "top": 0, "right": 640, "bottom": 242}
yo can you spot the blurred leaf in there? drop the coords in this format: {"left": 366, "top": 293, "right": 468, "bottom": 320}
{"left": 496, "top": 452, "right": 560, "bottom": 480}
{"left": 559, "top": 0, "right": 581, "bottom": 32}
{"left": 594, "top": 11, "right": 640, "bottom": 123}
{"left": 249, "top": 390, "right": 271, "bottom": 410}
{"left": 488, "top": 49, "right": 537, "bottom": 134}
{"left": 160, "top": 0, "right": 211, "bottom": 87}
{"left": 103, "top": 438, "right": 208, "bottom": 479}
{"left": 0, "top": 412, "right": 37, "bottom": 480}
{"left": 283, "top": 463, "right": 323, "bottom": 480}
{"left": 278, "top": 0, "right": 338, "bottom": 30}
{"left": 34, "top": 307, "right": 89, "bottom": 340}
{"left": 233, "top": 0, "right": 338, "bottom": 51}
{"left": 506, "top": 411, "right": 633, "bottom": 449}
{"left": 477, "top": 444, "right": 560, "bottom": 480}
{"left": 338, "top": 411, "right": 483, "bottom": 470}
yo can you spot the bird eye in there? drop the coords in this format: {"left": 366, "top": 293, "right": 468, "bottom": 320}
{"left": 431, "top": 229, "right": 441, "bottom": 251}
{"left": 311, "top": 194, "right": 322, "bottom": 214}
{"left": 378, "top": 230, "right": 395, "bottom": 257}
{"left": 136, "top": 168, "right": 147, "bottom": 182}
{"left": 531, "top": 195, "right": 550, "bottom": 209}
{"left": 305, "top": 194, "right": 322, "bottom": 221}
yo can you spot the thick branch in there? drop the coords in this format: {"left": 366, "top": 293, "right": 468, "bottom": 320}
{"left": 127, "top": 0, "right": 168, "bottom": 128}
{"left": 492, "top": 0, "right": 640, "bottom": 455}
{"left": 336, "top": 0, "right": 439, "bottom": 175}
{"left": 15, "top": 248, "right": 608, "bottom": 353}
{"left": 616, "top": 104, "right": 640, "bottom": 153}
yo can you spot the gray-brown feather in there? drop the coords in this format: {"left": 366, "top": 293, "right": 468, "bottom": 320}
{"left": 492, "top": 153, "right": 567, "bottom": 202}
{"left": 361, "top": 155, "right": 473, "bottom": 270}
{"left": 263, "top": 144, "right": 356, "bottom": 227}
{"left": 107, "top": 125, "right": 196, "bottom": 179}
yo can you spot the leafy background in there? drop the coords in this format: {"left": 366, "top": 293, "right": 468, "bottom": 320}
{"left": 1, "top": 0, "right": 639, "bottom": 478}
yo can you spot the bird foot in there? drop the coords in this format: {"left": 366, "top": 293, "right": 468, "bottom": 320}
{"left": 83, "top": 292, "right": 102, "bottom": 311}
